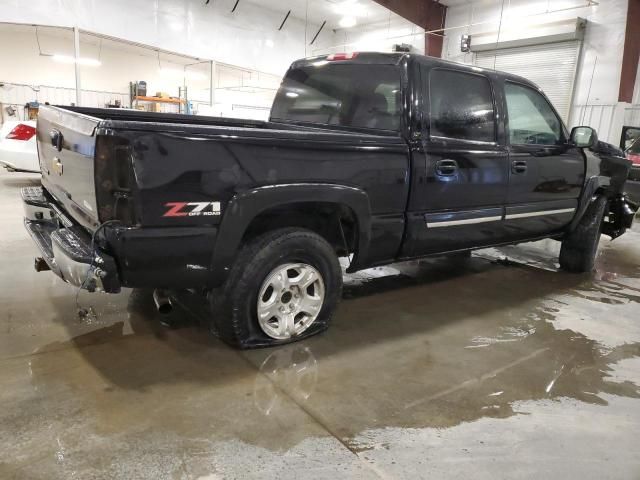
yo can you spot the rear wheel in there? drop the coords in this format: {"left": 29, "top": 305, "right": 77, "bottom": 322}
{"left": 210, "top": 228, "right": 342, "bottom": 348}
{"left": 559, "top": 196, "right": 607, "bottom": 273}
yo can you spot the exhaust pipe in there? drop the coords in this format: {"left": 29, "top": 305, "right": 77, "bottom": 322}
{"left": 153, "top": 289, "right": 173, "bottom": 315}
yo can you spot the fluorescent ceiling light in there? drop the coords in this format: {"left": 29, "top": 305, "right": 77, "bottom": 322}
{"left": 52, "top": 54, "right": 101, "bottom": 67}
{"left": 333, "top": 0, "right": 366, "bottom": 17}
{"left": 159, "top": 67, "right": 207, "bottom": 80}
{"left": 339, "top": 16, "right": 357, "bottom": 28}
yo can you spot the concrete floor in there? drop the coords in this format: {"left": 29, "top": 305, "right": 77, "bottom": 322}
{"left": 1, "top": 169, "right": 639, "bottom": 480}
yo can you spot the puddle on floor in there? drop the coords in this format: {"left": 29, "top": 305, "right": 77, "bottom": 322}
{"left": 2, "top": 177, "right": 639, "bottom": 478}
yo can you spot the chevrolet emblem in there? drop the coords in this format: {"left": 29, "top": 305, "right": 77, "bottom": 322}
{"left": 52, "top": 157, "right": 63, "bottom": 176}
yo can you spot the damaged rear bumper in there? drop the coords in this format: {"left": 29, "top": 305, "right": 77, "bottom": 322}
{"left": 22, "top": 186, "right": 121, "bottom": 293}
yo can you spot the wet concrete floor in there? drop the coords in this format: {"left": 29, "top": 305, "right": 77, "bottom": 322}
{"left": 0, "top": 169, "right": 639, "bottom": 479}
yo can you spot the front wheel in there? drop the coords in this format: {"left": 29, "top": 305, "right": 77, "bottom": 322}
{"left": 559, "top": 196, "right": 607, "bottom": 273}
{"left": 209, "top": 228, "right": 342, "bottom": 348}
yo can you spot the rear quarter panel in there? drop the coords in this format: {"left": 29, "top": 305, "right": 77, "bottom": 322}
{"left": 111, "top": 125, "right": 410, "bottom": 227}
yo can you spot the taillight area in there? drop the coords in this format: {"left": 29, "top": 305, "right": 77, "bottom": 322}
{"left": 327, "top": 52, "right": 358, "bottom": 61}
{"left": 95, "top": 134, "right": 137, "bottom": 225}
{"left": 7, "top": 123, "right": 36, "bottom": 141}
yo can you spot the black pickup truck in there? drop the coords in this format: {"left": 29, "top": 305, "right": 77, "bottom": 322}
{"left": 23, "top": 52, "right": 637, "bottom": 348}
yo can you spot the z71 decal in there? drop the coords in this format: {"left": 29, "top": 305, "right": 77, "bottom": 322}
{"left": 163, "top": 202, "right": 221, "bottom": 217}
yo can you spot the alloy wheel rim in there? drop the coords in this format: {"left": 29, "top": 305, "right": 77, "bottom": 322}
{"left": 256, "top": 263, "right": 325, "bottom": 340}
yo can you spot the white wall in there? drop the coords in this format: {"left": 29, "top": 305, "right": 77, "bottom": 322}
{"left": 442, "top": 0, "right": 629, "bottom": 142}
{"left": 314, "top": 15, "right": 425, "bottom": 56}
{"left": 0, "top": 26, "right": 283, "bottom": 121}
{"left": 0, "top": 0, "right": 430, "bottom": 123}
{"left": 0, "top": 0, "right": 336, "bottom": 78}
{"left": 0, "top": 29, "right": 199, "bottom": 95}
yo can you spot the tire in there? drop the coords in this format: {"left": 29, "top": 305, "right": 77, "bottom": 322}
{"left": 559, "top": 196, "right": 607, "bottom": 273}
{"left": 209, "top": 228, "right": 342, "bottom": 349}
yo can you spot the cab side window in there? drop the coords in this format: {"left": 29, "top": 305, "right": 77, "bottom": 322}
{"left": 505, "top": 82, "right": 563, "bottom": 146}
{"left": 429, "top": 69, "right": 496, "bottom": 143}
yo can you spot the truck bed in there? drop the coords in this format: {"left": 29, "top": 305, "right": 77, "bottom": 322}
{"left": 59, "top": 106, "right": 402, "bottom": 137}
{"left": 36, "top": 105, "right": 409, "bottom": 235}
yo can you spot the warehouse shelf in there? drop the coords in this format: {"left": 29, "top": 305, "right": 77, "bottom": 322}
{"left": 132, "top": 95, "right": 184, "bottom": 104}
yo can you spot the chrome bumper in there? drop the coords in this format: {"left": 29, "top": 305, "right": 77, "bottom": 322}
{"left": 22, "top": 186, "right": 121, "bottom": 293}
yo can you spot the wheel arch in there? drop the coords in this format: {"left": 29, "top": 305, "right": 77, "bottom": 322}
{"left": 210, "top": 183, "right": 372, "bottom": 286}
{"left": 568, "top": 175, "right": 610, "bottom": 232}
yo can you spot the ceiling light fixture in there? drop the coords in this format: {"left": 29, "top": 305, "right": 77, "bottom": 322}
{"left": 339, "top": 16, "right": 357, "bottom": 28}
{"left": 333, "top": 0, "right": 366, "bottom": 17}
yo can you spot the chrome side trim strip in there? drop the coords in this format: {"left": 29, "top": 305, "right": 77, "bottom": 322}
{"left": 505, "top": 208, "right": 575, "bottom": 220}
{"left": 427, "top": 216, "right": 503, "bottom": 228}
{"left": 430, "top": 135, "right": 498, "bottom": 147}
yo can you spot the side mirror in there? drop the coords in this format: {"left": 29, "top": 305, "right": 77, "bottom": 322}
{"left": 571, "top": 126, "right": 598, "bottom": 148}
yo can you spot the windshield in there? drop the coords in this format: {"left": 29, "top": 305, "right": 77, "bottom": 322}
{"left": 270, "top": 63, "right": 402, "bottom": 132}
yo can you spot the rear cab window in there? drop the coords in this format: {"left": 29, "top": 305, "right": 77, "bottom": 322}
{"left": 428, "top": 68, "right": 496, "bottom": 143}
{"left": 270, "top": 63, "right": 402, "bottom": 132}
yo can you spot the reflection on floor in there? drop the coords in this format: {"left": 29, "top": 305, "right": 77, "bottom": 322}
{"left": 1, "top": 170, "right": 639, "bottom": 479}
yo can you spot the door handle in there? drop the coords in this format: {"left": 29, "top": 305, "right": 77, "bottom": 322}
{"left": 511, "top": 160, "right": 528, "bottom": 174}
{"left": 50, "top": 129, "right": 63, "bottom": 152}
{"left": 436, "top": 159, "right": 458, "bottom": 176}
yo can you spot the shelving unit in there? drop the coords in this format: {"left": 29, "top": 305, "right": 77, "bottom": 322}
{"left": 129, "top": 82, "right": 187, "bottom": 114}
{"left": 132, "top": 95, "right": 183, "bottom": 105}
{"left": 130, "top": 95, "right": 184, "bottom": 114}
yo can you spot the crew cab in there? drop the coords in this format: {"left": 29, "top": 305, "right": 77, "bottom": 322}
{"left": 23, "top": 52, "right": 637, "bottom": 348}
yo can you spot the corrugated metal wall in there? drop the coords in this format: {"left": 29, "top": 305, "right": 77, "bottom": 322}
{"left": 570, "top": 104, "right": 618, "bottom": 143}
{"left": 475, "top": 41, "right": 581, "bottom": 121}
{"left": 625, "top": 106, "right": 640, "bottom": 127}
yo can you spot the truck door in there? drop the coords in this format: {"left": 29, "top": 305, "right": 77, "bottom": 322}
{"left": 502, "top": 81, "right": 584, "bottom": 238}
{"left": 401, "top": 65, "right": 510, "bottom": 257}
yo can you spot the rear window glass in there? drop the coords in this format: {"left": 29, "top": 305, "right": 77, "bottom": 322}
{"left": 429, "top": 69, "right": 495, "bottom": 143}
{"left": 270, "top": 64, "right": 402, "bottom": 131}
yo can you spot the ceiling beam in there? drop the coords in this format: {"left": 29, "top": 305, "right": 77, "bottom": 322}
{"left": 619, "top": 0, "right": 640, "bottom": 103}
{"left": 372, "top": 0, "right": 447, "bottom": 57}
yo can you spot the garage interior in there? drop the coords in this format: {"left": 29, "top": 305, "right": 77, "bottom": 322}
{"left": 1, "top": 0, "right": 640, "bottom": 478}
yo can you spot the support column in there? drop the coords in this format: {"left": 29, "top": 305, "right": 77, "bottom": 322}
{"left": 73, "top": 26, "right": 81, "bottom": 106}
{"left": 210, "top": 60, "right": 216, "bottom": 108}
{"left": 372, "top": 0, "right": 447, "bottom": 58}
{"left": 619, "top": 0, "right": 640, "bottom": 103}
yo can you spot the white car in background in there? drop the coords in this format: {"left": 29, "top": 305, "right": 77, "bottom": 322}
{"left": 0, "top": 120, "right": 39, "bottom": 173}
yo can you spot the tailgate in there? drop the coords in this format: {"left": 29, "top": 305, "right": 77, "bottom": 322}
{"left": 37, "top": 105, "right": 101, "bottom": 230}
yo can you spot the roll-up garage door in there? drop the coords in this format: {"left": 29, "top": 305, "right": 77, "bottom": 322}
{"left": 475, "top": 41, "right": 581, "bottom": 121}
